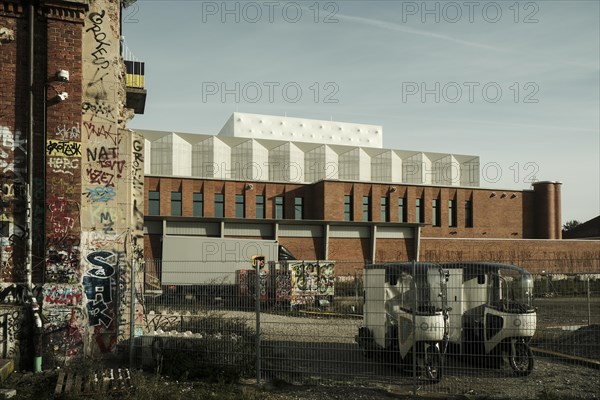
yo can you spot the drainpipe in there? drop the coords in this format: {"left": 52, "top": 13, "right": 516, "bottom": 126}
{"left": 31, "top": 298, "right": 43, "bottom": 372}
{"left": 28, "top": 0, "right": 42, "bottom": 373}
{"left": 414, "top": 225, "right": 421, "bottom": 262}
{"left": 26, "top": 0, "right": 35, "bottom": 290}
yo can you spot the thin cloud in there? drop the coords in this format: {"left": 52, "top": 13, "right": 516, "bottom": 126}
{"left": 335, "top": 13, "right": 502, "bottom": 51}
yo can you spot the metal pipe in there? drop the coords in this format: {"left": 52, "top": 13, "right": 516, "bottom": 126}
{"left": 414, "top": 226, "right": 421, "bottom": 262}
{"left": 26, "top": 0, "right": 35, "bottom": 290}
{"left": 254, "top": 257, "right": 262, "bottom": 385}
{"left": 587, "top": 277, "right": 591, "bottom": 326}
{"left": 412, "top": 259, "right": 417, "bottom": 392}
{"left": 371, "top": 225, "right": 377, "bottom": 264}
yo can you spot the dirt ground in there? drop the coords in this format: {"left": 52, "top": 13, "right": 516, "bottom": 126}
{"left": 4, "top": 297, "right": 598, "bottom": 399}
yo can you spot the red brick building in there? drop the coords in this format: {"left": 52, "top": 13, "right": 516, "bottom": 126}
{"left": 1, "top": 0, "right": 145, "bottom": 368}
{"left": 143, "top": 176, "right": 597, "bottom": 276}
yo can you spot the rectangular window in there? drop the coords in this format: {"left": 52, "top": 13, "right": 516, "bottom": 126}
{"left": 449, "top": 199, "right": 457, "bottom": 227}
{"left": 380, "top": 197, "right": 389, "bottom": 222}
{"left": 415, "top": 197, "right": 424, "bottom": 223}
{"left": 148, "top": 191, "right": 160, "bottom": 216}
{"left": 215, "top": 193, "right": 224, "bottom": 218}
{"left": 275, "top": 196, "right": 284, "bottom": 219}
{"left": 256, "top": 195, "right": 265, "bottom": 219}
{"left": 465, "top": 199, "right": 473, "bottom": 228}
{"left": 193, "top": 192, "right": 203, "bottom": 217}
{"left": 398, "top": 197, "right": 406, "bottom": 223}
{"left": 362, "top": 195, "right": 371, "bottom": 221}
{"left": 344, "top": 195, "right": 353, "bottom": 221}
{"left": 432, "top": 198, "right": 440, "bottom": 227}
{"left": 294, "top": 197, "right": 304, "bottom": 220}
{"left": 235, "top": 194, "right": 245, "bottom": 218}
{"left": 171, "top": 192, "right": 182, "bottom": 216}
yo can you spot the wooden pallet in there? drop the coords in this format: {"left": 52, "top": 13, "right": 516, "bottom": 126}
{"left": 54, "top": 368, "right": 133, "bottom": 398}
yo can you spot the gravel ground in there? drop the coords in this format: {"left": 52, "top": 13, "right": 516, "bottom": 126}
{"left": 138, "top": 297, "right": 600, "bottom": 400}
{"left": 142, "top": 309, "right": 600, "bottom": 399}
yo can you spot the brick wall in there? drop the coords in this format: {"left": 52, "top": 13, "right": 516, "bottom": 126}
{"left": 0, "top": 2, "right": 28, "bottom": 282}
{"left": 144, "top": 176, "right": 552, "bottom": 239}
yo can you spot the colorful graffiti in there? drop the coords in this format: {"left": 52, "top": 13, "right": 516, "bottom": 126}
{"left": 42, "top": 285, "right": 83, "bottom": 306}
{"left": 83, "top": 250, "right": 116, "bottom": 328}
{"left": 1, "top": 126, "right": 27, "bottom": 281}
{"left": 275, "top": 270, "right": 292, "bottom": 302}
{"left": 290, "top": 261, "right": 335, "bottom": 306}
{"left": 43, "top": 307, "right": 85, "bottom": 364}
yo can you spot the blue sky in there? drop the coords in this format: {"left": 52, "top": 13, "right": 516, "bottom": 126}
{"left": 124, "top": 1, "right": 600, "bottom": 224}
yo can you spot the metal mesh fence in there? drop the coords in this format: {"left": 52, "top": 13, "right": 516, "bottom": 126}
{"left": 130, "top": 258, "right": 600, "bottom": 398}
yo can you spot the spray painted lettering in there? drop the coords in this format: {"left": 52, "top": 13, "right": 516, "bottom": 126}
{"left": 43, "top": 285, "right": 83, "bottom": 306}
{"left": 47, "top": 196, "right": 80, "bottom": 241}
{"left": 0, "top": 126, "right": 26, "bottom": 180}
{"left": 82, "top": 101, "right": 115, "bottom": 120}
{"left": 84, "top": 250, "right": 116, "bottom": 328}
{"left": 85, "top": 186, "right": 116, "bottom": 202}
{"left": 46, "top": 140, "right": 82, "bottom": 157}
{"left": 55, "top": 123, "right": 81, "bottom": 141}
{"left": 86, "top": 10, "right": 111, "bottom": 70}
{"left": 48, "top": 157, "right": 79, "bottom": 175}
{"left": 83, "top": 121, "right": 121, "bottom": 146}
{"left": 85, "top": 168, "right": 115, "bottom": 186}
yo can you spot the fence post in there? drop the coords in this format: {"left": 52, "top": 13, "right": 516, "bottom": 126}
{"left": 129, "top": 258, "right": 136, "bottom": 369}
{"left": 412, "top": 259, "right": 417, "bottom": 393}
{"left": 587, "top": 277, "right": 591, "bottom": 326}
{"left": 255, "top": 258, "right": 262, "bottom": 385}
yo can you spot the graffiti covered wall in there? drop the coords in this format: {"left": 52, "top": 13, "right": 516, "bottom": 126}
{"left": 79, "top": 0, "right": 142, "bottom": 356}
{"left": 290, "top": 261, "right": 335, "bottom": 306}
{"left": 41, "top": 0, "right": 144, "bottom": 362}
{"left": 0, "top": 126, "right": 27, "bottom": 283}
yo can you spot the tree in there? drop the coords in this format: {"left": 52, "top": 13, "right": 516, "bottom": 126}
{"left": 562, "top": 220, "right": 581, "bottom": 232}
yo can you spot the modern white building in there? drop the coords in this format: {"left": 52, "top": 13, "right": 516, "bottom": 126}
{"left": 139, "top": 112, "right": 480, "bottom": 187}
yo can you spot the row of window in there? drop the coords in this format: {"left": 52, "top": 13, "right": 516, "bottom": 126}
{"left": 344, "top": 195, "right": 473, "bottom": 227}
{"left": 149, "top": 191, "right": 472, "bottom": 227}
{"left": 148, "top": 191, "right": 304, "bottom": 220}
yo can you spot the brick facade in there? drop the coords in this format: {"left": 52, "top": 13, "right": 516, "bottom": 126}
{"left": 1, "top": 0, "right": 143, "bottom": 368}
{"left": 144, "top": 176, "right": 598, "bottom": 275}
{"left": 144, "top": 176, "right": 560, "bottom": 239}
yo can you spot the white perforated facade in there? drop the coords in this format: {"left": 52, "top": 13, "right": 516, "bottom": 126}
{"left": 140, "top": 112, "right": 480, "bottom": 187}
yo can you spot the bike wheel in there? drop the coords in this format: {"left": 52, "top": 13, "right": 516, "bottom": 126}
{"left": 509, "top": 341, "right": 534, "bottom": 376}
{"left": 423, "top": 344, "right": 443, "bottom": 382}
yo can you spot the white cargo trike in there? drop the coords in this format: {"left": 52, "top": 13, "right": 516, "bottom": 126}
{"left": 441, "top": 262, "right": 537, "bottom": 376}
{"left": 356, "top": 262, "right": 449, "bottom": 382}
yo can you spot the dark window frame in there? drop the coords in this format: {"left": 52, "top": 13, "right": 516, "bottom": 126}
{"left": 380, "top": 196, "right": 389, "bottom": 222}
{"left": 193, "top": 192, "right": 203, "bottom": 217}
{"left": 275, "top": 196, "right": 284, "bottom": 219}
{"left": 294, "top": 197, "right": 304, "bottom": 220}
{"left": 171, "top": 191, "right": 182, "bottom": 216}
{"left": 235, "top": 194, "right": 245, "bottom": 218}
{"left": 148, "top": 191, "right": 160, "bottom": 216}
{"left": 449, "top": 199, "right": 457, "bottom": 227}
{"left": 215, "top": 193, "right": 225, "bottom": 218}
{"left": 362, "top": 195, "right": 371, "bottom": 221}
{"left": 432, "top": 198, "right": 440, "bottom": 227}
{"left": 344, "top": 195, "right": 353, "bottom": 221}
{"left": 398, "top": 196, "right": 406, "bottom": 223}
{"left": 256, "top": 195, "right": 265, "bottom": 219}
{"left": 415, "top": 197, "right": 424, "bottom": 224}
{"left": 465, "top": 199, "right": 473, "bottom": 228}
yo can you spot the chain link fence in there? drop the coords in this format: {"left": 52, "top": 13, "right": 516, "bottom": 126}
{"left": 129, "top": 258, "right": 600, "bottom": 397}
